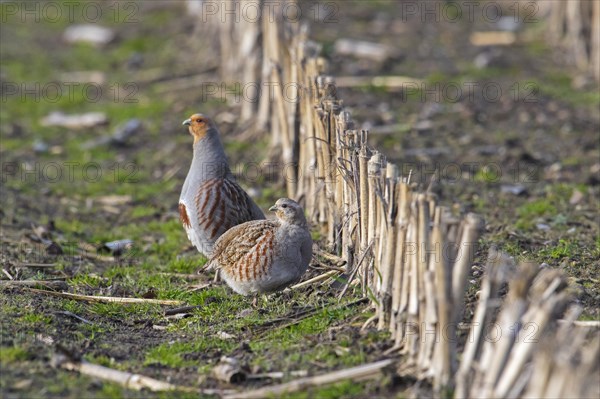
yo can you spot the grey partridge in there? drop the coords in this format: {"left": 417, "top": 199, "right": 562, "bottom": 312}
{"left": 206, "top": 198, "right": 313, "bottom": 295}
{"left": 179, "top": 113, "right": 265, "bottom": 257}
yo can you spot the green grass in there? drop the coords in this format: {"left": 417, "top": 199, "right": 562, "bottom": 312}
{"left": 69, "top": 274, "right": 110, "bottom": 289}
{"left": 138, "top": 290, "right": 378, "bottom": 379}
{"left": 144, "top": 339, "right": 236, "bottom": 368}
{"left": 516, "top": 198, "right": 557, "bottom": 230}
{"left": 56, "top": 217, "right": 196, "bottom": 268}
{"left": 89, "top": 302, "right": 162, "bottom": 318}
{"left": 540, "top": 239, "right": 579, "bottom": 260}
{"left": 130, "top": 204, "right": 159, "bottom": 219}
{"left": 536, "top": 72, "right": 600, "bottom": 107}
{"left": 251, "top": 306, "right": 358, "bottom": 351}
{"left": 0, "top": 346, "right": 30, "bottom": 363}
{"left": 165, "top": 258, "right": 199, "bottom": 274}
{"left": 473, "top": 165, "right": 502, "bottom": 184}
{"left": 2, "top": 1, "right": 598, "bottom": 398}
{"left": 288, "top": 380, "right": 367, "bottom": 399}
{"left": 18, "top": 312, "right": 53, "bottom": 326}
{"left": 514, "top": 183, "right": 590, "bottom": 231}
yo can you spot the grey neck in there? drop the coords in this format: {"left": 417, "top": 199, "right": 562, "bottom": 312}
{"left": 282, "top": 214, "right": 308, "bottom": 228}
{"left": 190, "top": 129, "right": 232, "bottom": 179}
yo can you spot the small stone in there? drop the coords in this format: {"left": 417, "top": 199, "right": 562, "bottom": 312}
{"left": 475, "top": 145, "right": 502, "bottom": 156}
{"left": 501, "top": 184, "right": 527, "bottom": 196}
{"left": 414, "top": 120, "right": 433, "bottom": 132}
{"left": 49, "top": 146, "right": 63, "bottom": 155}
{"left": 41, "top": 111, "right": 108, "bottom": 129}
{"left": 32, "top": 139, "right": 49, "bottom": 154}
{"left": 496, "top": 16, "right": 520, "bottom": 32}
{"left": 419, "top": 103, "right": 443, "bottom": 120}
{"left": 102, "top": 239, "right": 133, "bottom": 256}
{"left": 127, "top": 53, "right": 144, "bottom": 70}
{"left": 63, "top": 24, "right": 114, "bottom": 46}
{"left": 217, "top": 331, "right": 234, "bottom": 340}
{"left": 13, "top": 379, "right": 33, "bottom": 390}
{"left": 111, "top": 119, "right": 142, "bottom": 145}
{"left": 237, "top": 308, "right": 254, "bottom": 318}
{"left": 46, "top": 242, "right": 63, "bottom": 255}
{"left": 334, "top": 38, "right": 392, "bottom": 62}
{"left": 569, "top": 189, "right": 584, "bottom": 205}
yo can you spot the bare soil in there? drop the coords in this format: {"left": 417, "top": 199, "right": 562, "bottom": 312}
{"left": 1, "top": 2, "right": 598, "bottom": 398}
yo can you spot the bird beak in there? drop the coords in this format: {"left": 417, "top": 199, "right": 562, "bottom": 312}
{"left": 182, "top": 119, "right": 191, "bottom": 126}
{"left": 269, "top": 205, "right": 278, "bottom": 212}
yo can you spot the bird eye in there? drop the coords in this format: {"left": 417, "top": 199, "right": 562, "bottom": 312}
{"left": 281, "top": 204, "right": 288, "bottom": 208}
{"left": 196, "top": 119, "right": 202, "bottom": 123}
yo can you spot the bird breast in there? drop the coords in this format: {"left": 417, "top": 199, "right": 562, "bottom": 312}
{"left": 274, "top": 224, "right": 312, "bottom": 271}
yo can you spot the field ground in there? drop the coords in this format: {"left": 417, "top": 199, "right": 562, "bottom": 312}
{"left": 1, "top": 2, "right": 598, "bottom": 398}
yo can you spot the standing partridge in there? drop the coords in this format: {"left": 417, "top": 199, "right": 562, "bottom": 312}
{"left": 206, "top": 198, "right": 313, "bottom": 295}
{"left": 179, "top": 113, "right": 265, "bottom": 257}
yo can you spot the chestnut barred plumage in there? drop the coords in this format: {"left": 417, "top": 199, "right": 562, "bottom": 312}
{"left": 207, "top": 198, "right": 312, "bottom": 295}
{"left": 179, "top": 113, "right": 264, "bottom": 257}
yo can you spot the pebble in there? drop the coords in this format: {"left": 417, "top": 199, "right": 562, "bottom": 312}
{"left": 63, "top": 24, "right": 114, "bottom": 46}
{"left": 501, "top": 184, "right": 527, "bottom": 196}
{"left": 32, "top": 139, "right": 49, "bottom": 154}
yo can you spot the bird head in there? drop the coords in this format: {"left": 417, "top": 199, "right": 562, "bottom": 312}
{"left": 182, "top": 113, "right": 215, "bottom": 143}
{"left": 269, "top": 198, "right": 306, "bottom": 225}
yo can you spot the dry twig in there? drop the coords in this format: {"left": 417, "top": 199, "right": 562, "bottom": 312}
{"left": 52, "top": 348, "right": 224, "bottom": 394}
{"left": 27, "top": 289, "right": 183, "bottom": 305}
{"left": 223, "top": 359, "right": 395, "bottom": 399}
{"left": 290, "top": 270, "right": 341, "bottom": 290}
{"left": 1, "top": 280, "right": 68, "bottom": 290}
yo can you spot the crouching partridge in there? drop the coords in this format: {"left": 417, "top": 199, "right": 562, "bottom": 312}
{"left": 179, "top": 113, "right": 265, "bottom": 257}
{"left": 206, "top": 198, "right": 313, "bottom": 295}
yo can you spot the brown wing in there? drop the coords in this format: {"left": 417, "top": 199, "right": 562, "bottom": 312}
{"left": 194, "top": 178, "right": 265, "bottom": 242}
{"left": 209, "top": 220, "right": 279, "bottom": 282}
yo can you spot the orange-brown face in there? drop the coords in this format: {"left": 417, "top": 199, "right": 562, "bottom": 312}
{"left": 182, "top": 113, "right": 212, "bottom": 142}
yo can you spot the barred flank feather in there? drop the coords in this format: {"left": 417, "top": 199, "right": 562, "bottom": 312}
{"left": 179, "top": 113, "right": 265, "bottom": 257}
{"left": 209, "top": 198, "right": 313, "bottom": 295}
